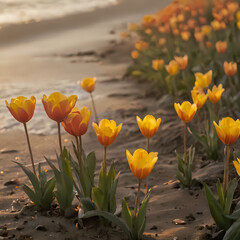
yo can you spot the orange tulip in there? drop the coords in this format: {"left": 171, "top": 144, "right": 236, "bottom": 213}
{"left": 208, "top": 84, "right": 225, "bottom": 104}
{"left": 174, "top": 55, "right": 188, "bottom": 70}
{"left": 42, "top": 92, "right": 77, "bottom": 122}
{"left": 158, "top": 38, "right": 166, "bottom": 46}
{"left": 233, "top": 158, "right": 240, "bottom": 176}
{"left": 191, "top": 90, "right": 208, "bottom": 109}
{"left": 135, "top": 41, "right": 149, "bottom": 51}
{"left": 205, "top": 41, "right": 212, "bottom": 48}
{"left": 194, "top": 70, "right": 212, "bottom": 88}
{"left": 201, "top": 25, "right": 211, "bottom": 36}
{"left": 152, "top": 59, "right": 164, "bottom": 71}
{"left": 6, "top": 96, "right": 36, "bottom": 123}
{"left": 131, "top": 50, "right": 139, "bottom": 59}
{"left": 81, "top": 77, "right": 96, "bottom": 93}
{"left": 126, "top": 149, "right": 158, "bottom": 179}
{"left": 142, "top": 15, "right": 156, "bottom": 27}
{"left": 165, "top": 60, "right": 179, "bottom": 76}
{"left": 181, "top": 31, "right": 191, "bottom": 41}
{"left": 224, "top": 61, "right": 237, "bottom": 76}
{"left": 61, "top": 107, "right": 91, "bottom": 137}
{"left": 194, "top": 31, "right": 203, "bottom": 42}
{"left": 174, "top": 101, "right": 197, "bottom": 123}
{"left": 213, "top": 117, "right": 240, "bottom": 145}
{"left": 136, "top": 115, "right": 161, "bottom": 138}
{"left": 211, "top": 20, "right": 221, "bottom": 30}
{"left": 216, "top": 41, "right": 227, "bottom": 53}
{"left": 92, "top": 119, "right": 122, "bottom": 146}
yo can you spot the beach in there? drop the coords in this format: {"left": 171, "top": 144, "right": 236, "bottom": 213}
{"left": 0, "top": 0, "right": 219, "bottom": 239}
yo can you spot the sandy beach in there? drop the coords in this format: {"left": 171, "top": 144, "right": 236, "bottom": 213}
{"left": 0, "top": 0, "right": 224, "bottom": 239}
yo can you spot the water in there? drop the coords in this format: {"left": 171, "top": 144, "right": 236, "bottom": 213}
{"left": 0, "top": 0, "right": 117, "bottom": 27}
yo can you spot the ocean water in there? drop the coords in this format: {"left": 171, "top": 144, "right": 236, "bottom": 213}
{"left": 0, "top": 0, "right": 117, "bottom": 27}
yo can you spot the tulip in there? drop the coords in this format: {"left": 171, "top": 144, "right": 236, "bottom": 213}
{"left": 93, "top": 119, "right": 122, "bottom": 171}
{"left": 205, "top": 41, "right": 212, "bottom": 48}
{"left": 80, "top": 77, "right": 98, "bottom": 123}
{"left": 128, "top": 23, "right": 138, "bottom": 31}
{"left": 62, "top": 106, "right": 91, "bottom": 171}
{"left": 233, "top": 158, "right": 240, "bottom": 177}
{"left": 142, "top": 15, "right": 156, "bottom": 27}
{"left": 211, "top": 20, "right": 221, "bottom": 30}
{"left": 201, "top": 25, "right": 211, "bottom": 36}
{"left": 224, "top": 61, "right": 237, "bottom": 77}
{"left": 191, "top": 90, "right": 208, "bottom": 109}
{"left": 135, "top": 41, "right": 149, "bottom": 51}
{"left": 145, "top": 28, "right": 152, "bottom": 35}
{"left": 6, "top": 96, "right": 36, "bottom": 174}
{"left": 152, "top": 59, "right": 164, "bottom": 71}
{"left": 216, "top": 41, "right": 227, "bottom": 53}
{"left": 42, "top": 92, "right": 77, "bottom": 153}
{"left": 214, "top": 117, "right": 240, "bottom": 192}
{"left": 181, "top": 31, "right": 191, "bottom": 41}
{"left": 194, "top": 70, "right": 212, "bottom": 89}
{"left": 175, "top": 101, "right": 197, "bottom": 162}
{"left": 62, "top": 107, "right": 91, "bottom": 137}
{"left": 165, "top": 60, "right": 179, "bottom": 76}
{"left": 194, "top": 31, "right": 203, "bottom": 42}
{"left": 126, "top": 148, "right": 158, "bottom": 216}
{"left": 208, "top": 84, "right": 225, "bottom": 104}
{"left": 158, "top": 38, "right": 166, "bottom": 46}
{"left": 81, "top": 77, "right": 96, "bottom": 93}
{"left": 131, "top": 50, "right": 139, "bottom": 59}
{"left": 136, "top": 115, "right": 161, "bottom": 139}
{"left": 174, "top": 55, "right": 188, "bottom": 70}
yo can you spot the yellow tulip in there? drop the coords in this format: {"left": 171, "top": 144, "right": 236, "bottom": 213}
{"left": 174, "top": 55, "right": 188, "bottom": 70}
{"left": 213, "top": 117, "right": 240, "bottom": 145}
{"left": 152, "top": 59, "right": 164, "bottom": 71}
{"left": 136, "top": 115, "right": 161, "bottom": 138}
{"left": 158, "top": 38, "right": 166, "bottom": 46}
{"left": 174, "top": 101, "right": 197, "bottom": 123}
{"left": 6, "top": 96, "right": 36, "bottom": 123}
{"left": 194, "top": 70, "right": 212, "bottom": 88}
{"left": 224, "top": 61, "right": 237, "bottom": 77}
{"left": 61, "top": 107, "right": 91, "bottom": 137}
{"left": 81, "top": 77, "right": 96, "bottom": 93}
{"left": 208, "top": 84, "right": 225, "bottom": 104}
{"left": 126, "top": 149, "right": 158, "bottom": 179}
{"left": 233, "top": 158, "right": 240, "bottom": 176}
{"left": 201, "top": 25, "right": 211, "bottom": 36}
{"left": 165, "top": 60, "right": 179, "bottom": 76}
{"left": 135, "top": 41, "right": 149, "bottom": 51}
{"left": 42, "top": 92, "right": 77, "bottom": 122}
{"left": 131, "top": 50, "right": 139, "bottom": 59}
{"left": 92, "top": 119, "right": 122, "bottom": 146}
{"left": 191, "top": 90, "right": 208, "bottom": 109}
{"left": 181, "top": 31, "right": 191, "bottom": 41}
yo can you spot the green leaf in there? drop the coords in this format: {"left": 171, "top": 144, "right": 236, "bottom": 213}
{"left": 82, "top": 210, "right": 132, "bottom": 239}
{"left": 189, "top": 127, "right": 208, "bottom": 149}
{"left": 92, "top": 187, "right": 105, "bottom": 210}
{"left": 107, "top": 162, "right": 116, "bottom": 189}
{"left": 42, "top": 177, "right": 56, "bottom": 209}
{"left": 122, "top": 198, "right": 132, "bottom": 230}
{"left": 224, "top": 178, "right": 238, "bottom": 215}
{"left": 86, "top": 152, "right": 96, "bottom": 184}
{"left": 80, "top": 197, "right": 96, "bottom": 212}
{"left": 109, "top": 177, "right": 119, "bottom": 213}
{"left": 23, "top": 184, "right": 40, "bottom": 207}
{"left": 217, "top": 179, "right": 225, "bottom": 208}
{"left": 203, "top": 182, "right": 231, "bottom": 230}
{"left": 176, "top": 171, "right": 188, "bottom": 186}
{"left": 136, "top": 192, "right": 150, "bottom": 238}
{"left": 223, "top": 219, "right": 240, "bottom": 240}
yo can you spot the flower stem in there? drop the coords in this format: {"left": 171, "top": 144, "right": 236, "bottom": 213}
{"left": 134, "top": 178, "right": 142, "bottom": 217}
{"left": 57, "top": 122, "right": 63, "bottom": 154}
{"left": 90, "top": 93, "right": 98, "bottom": 124}
{"left": 75, "top": 136, "right": 81, "bottom": 172}
{"left": 146, "top": 138, "right": 150, "bottom": 194}
{"left": 103, "top": 146, "right": 107, "bottom": 173}
{"left": 23, "top": 123, "right": 36, "bottom": 175}
{"left": 223, "top": 145, "right": 230, "bottom": 193}
{"left": 184, "top": 122, "right": 187, "bottom": 163}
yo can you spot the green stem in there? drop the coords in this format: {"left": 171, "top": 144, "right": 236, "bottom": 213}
{"left": 23, "top": 123, "right": 36, "bottom": 175}
{"left": 146, "top": 138, "right": 150, "bottom": 194}
{"left": 223, "top": 145, "right": 230, "bottom": 193}
{"left": 103, "top": 146, "right": 107, "bottom": 173}
{"left": 134, "top": 178, "right": 142, "bottom": 217}
{"left": 75, "top": 136, "right": 81, "bottom": 172}
{"left": 57, "top": 122, "right": 63, "bottom": 154}
{"left": 184, "top": 122, "right": 187, "bottom": 163}
{"left": 90, "top": 93, "right": 98, "bottom": 124}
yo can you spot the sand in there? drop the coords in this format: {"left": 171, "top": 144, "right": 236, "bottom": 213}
{"left": 0, "top": 0, "right": 227, "bottom": 239}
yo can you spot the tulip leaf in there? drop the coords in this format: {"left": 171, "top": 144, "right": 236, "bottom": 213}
{"left": 82, "top": 210, "right": 132, "bottom": 239}
{"left": 80, "top": 197, "right": 96, "bottom": 212}
{"left": 92, "top": 187, "right": 105, "bottom": 211}
{"left": 23, "top": 184, "right": 40, "bottom": 206}
{"left": 223, "top": 219, "right": 240, "bottom": 240}
{"left": 217, "top": 179, "right": 225, "bottom": 208}
{"left": 107, "top": 162, "right": 116, "bottom": 190}
{"left": 109, "top": 176, "right": 119, "bottom": 213}
{"left": 86, "top": 152, "right": 96, "bottom": 185}
{"left": 204, "top": 182, "right": 231, "bottom": 230}
{"left": 122, "top": 198, "right": 132, "bottom": 230}
{"left": 136, "top": 192, "right": 150, "bottom": 238}
{"left": 224, "top": 178, "right": 238, "bottom": 215}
